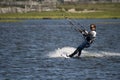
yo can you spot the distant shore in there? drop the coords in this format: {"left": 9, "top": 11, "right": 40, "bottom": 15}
{"left": 0, "top": 11, "right": 120, "bottom": 22}
{"left": 0, "top": 3, "right": 120, "bottom": 22}
{"left": 0, "top": 10, "right": 119, "bottom": 19}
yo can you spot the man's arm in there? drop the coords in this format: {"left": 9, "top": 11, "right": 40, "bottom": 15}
{"left": 78, "top": 29, "right": 83, "bottom": 33}
{"left": 80, "top": 30, "right": 88, "bottom": 36}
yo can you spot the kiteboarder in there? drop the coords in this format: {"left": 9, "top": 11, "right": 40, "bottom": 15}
{"left": 68, "top": 24, "right": 97, "bottom": 57}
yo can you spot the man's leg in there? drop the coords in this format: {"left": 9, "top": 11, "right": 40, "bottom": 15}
{"left": 69, "top": 41, "right": 89, "bottom": 57}
{"left": 69, "top": 42, "right": 85, "bottom": 57}
{"left": 77, "top": 41, "right": 89, "bottom": 57}
{"left": 78, "top": 49, "right": 82, "bottom": 56}
{"left": 69, "top": 48, "right": 79, "bottom": 57}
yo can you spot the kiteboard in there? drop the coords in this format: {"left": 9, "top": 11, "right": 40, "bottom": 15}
{"left": 61, "top": 53, "right": 81, "bottom": 59}
{"left": 61, "top": 53, "right": 70, "bottom": 58}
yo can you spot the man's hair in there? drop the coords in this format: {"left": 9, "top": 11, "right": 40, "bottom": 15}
{"left": 90, "top": 24, "right": 96, "bottom": 30}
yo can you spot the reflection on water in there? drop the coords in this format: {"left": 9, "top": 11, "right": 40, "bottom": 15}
{"left": 0, "top": 19, "right": 120, "bottom": 80}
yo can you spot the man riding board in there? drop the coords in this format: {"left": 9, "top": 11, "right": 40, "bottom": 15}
{"left": 69, "top": 24, "right": 97, "bottom": 57}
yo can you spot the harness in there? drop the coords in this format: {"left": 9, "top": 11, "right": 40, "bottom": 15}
{"left": 83, "top": 31, "right": 96, "bottom": 44}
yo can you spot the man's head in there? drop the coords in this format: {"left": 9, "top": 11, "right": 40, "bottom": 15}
{"left": 90, "top": 24, "right": 96, "bottom": 31}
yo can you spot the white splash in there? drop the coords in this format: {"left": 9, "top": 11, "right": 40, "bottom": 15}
{"left": 48, "top": 46, "right": 120, "bottom": 58}
{"left": 48, "top": 47, "right": 75, "bottom": 58}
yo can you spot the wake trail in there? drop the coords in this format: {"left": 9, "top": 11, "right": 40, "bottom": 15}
{"left": 47, "top": 47, "right": 120, "bottom": 58}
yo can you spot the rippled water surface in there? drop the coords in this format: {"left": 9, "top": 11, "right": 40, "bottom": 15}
{"left": 0, "top": 19, "right": 120, "bottom": 80}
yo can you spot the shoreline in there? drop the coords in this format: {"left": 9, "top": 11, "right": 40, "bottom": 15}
{"left": 0, "top": 18, "right": 120, "bottom": 23}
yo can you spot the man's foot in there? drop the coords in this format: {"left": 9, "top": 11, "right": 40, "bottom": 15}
{"left": 68, "top": 54, "right": 73, "bottom": 58}
{"left": 66, "top": 54, "right": 72, "bottom": 57}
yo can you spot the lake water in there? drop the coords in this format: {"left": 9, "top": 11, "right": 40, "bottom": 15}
{"left": 0, "top": 19, "right": 120, "bottom": 80}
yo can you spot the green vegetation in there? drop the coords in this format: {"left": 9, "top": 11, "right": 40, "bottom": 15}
{"left": 0, "top": 3, "right": 120, "bottom": 21}
{"left": 0, "top": 19, "right": 22, "bottom": 22}
{"left": 0, "top": 10, "right": 119, "bottom": 19}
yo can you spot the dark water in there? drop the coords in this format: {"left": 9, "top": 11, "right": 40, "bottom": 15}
{"left": 0, "top": 19, "right": 120, "bottom": 80}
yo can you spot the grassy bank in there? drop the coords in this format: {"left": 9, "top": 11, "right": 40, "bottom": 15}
{"left": 0, "top": 3, "right": 120, "bottom": 21}
{"left": 0, "top": 11, "right": 120, "bottom": 19}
